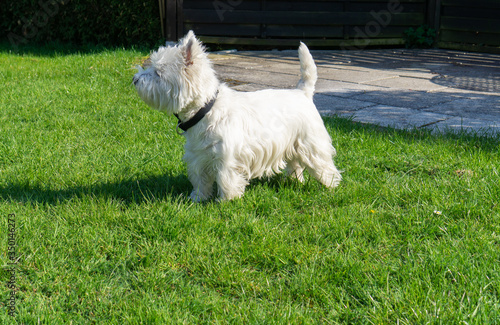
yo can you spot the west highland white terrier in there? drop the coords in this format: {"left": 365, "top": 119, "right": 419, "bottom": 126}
{"left": 133, "top": 31, "right": 341, "bottom": 202}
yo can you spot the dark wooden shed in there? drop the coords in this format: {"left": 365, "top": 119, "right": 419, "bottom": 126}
{"left": 160, "top": 0, "right": 500, "bottom": 52}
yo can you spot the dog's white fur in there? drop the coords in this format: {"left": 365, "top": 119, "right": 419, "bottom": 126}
{"left": 133, "top": 31, "right": 341, "bottom": 201}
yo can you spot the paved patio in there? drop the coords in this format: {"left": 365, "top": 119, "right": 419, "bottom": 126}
{"left": 209, "top": 48, "right": 500, "bottom": 135}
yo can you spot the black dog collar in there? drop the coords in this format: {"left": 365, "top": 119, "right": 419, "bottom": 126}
{"left": 174, "top": 91, "right": 218, "bottom": 134}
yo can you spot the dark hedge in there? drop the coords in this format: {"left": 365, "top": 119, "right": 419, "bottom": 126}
{"left": 2, "top": 0, "right": 163, "bottom": 48}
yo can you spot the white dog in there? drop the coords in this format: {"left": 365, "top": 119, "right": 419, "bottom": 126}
{"left": 133, "top": 31, "right": 341, "bottom": 202}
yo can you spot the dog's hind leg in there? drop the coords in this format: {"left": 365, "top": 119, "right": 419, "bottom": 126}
{"left": 306, "top": 160, "right": 342, "bottom": 189}
{"left": 285, "top": 159, "right": 305, "bottom": 183}
{"left": 297, "top": 139, "right": 341, "bottom": 189}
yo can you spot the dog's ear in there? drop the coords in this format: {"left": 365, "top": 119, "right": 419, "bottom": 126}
{"left": 183, "top": 38, "right": 194, "bottom": 66}
{"left": 181, "top": 30, "right": 201, "bottom": 66}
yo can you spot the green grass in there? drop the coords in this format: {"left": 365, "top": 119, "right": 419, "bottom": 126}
{"left": 1, "top": 43, "right": 499, "bottom": 324}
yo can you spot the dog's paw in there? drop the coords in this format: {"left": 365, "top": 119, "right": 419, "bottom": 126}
{"left": 189, "top": 190, "right": 206, "bottom": 203}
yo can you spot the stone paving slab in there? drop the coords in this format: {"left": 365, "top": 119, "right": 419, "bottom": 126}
{"left": 349, "top": 106, "right": 449, "bottom": 129}
{"left": 318, "top": 68, "right": 396, "bottom": 84}
{"left": 349, "top": 89, "right": 456, "bottom": 109}
{"left": 422, "top": 96, "right": 500, "bottom": 120}
{"left": 386, "top": 68, "right": 441, "bottom": 80}
{"left": 364, "top": 76, "right": 448, "bottom": 91}
{"left": 314, "top": 94, "right": 376, "bottom": 116}
{"left": 210, "top": 49, "right": 500, "bottom": 136}
{"left": 424, "top": 116, "right": 500, "bottom": 135}
{"left": 315, "top": 80, "right": 387, "bottom": 97}
{"left": 215, "top": 65, "right": 297, "bottom": 89}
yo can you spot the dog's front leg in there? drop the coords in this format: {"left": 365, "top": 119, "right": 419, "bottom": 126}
{"left": 216, "top": 167, "right": 248, "bottom": 201}
{"left": 187, "top": 165, "right": 215, "bottom": 202}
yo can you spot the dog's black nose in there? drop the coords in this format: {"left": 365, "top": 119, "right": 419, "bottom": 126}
{"left": 133, "top": 75, "right": 139, "bottom": 86}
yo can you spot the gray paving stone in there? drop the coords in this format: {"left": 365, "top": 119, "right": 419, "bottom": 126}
{"left": 315, "top": 80, "right": 388, "bottom": 97}
{"left": 430, "top": 68, "right": 500, "bottom": 93}
{"left": 231, "top": 83, "right": 272, "bottom": 92}
{"left": 351, "top": 89, "right": 457, "bottom": 109}
{"left": 422, "top": 96, "right": 500, "bottom": 120}
{"left": 210, "top": 48, "right": 500, "bottom": 135}
{"left": 351, "top": 106, "right": 450, "bottom": 129}
{"left": 318, "top": 68, "right": 395, "bottom": 84}
{"left": 387, "top": 67, "right": 440, "bottom": 80}
{"left": 428, "top": 87, "right": 494, "bottom": 97}
{"left": 365, "top": 76, "right": 448, "bottom": 91}
{"left": 425, "top": 117, "right": 500, "bottom": 135}
{"left": 215, "top": 65, "right": 297, "bottom": 89}
{"left": 314, "top": 94, "right": 376, "bottom": 116}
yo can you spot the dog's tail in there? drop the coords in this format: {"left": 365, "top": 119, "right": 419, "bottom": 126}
{"left": 297, "top": 42, "right": 317, "bottom": 100}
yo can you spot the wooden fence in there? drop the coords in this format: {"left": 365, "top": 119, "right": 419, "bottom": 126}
{"left": 436, "top": 0, "right": 500, "bottom": 52}
{"left": 162, "top": 0, "right": 500, "bottom": 52}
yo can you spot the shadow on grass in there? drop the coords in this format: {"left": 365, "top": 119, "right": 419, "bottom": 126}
{"left": 0, "top": 173, "right": 191, "bottom": 206}
{"left": 0, "top": 173, "right": 311, "bottom": 206}
{"left": 0, "top": 117, "right": 498, "bottom": 206}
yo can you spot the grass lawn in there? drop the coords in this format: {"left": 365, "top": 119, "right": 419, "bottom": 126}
{"left": 0, "top": 43, "right": 499, "bottom": 324}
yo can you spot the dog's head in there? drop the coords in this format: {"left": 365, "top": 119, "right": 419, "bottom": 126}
{"left": 133, "top": 31, "right": 219, "bottom": 115}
